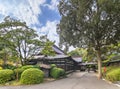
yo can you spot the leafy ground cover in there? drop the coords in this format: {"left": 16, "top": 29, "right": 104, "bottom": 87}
{"left": 102, "top": 66, "right": 120, "bottom": 82}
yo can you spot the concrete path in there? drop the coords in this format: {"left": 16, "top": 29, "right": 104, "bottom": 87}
{"left": 0, "top": 71, "right": 119, "bottom": 89}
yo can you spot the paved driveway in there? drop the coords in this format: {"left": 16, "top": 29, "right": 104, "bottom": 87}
{"left": 0, "top": 71, "right": 119, "bottom": 89}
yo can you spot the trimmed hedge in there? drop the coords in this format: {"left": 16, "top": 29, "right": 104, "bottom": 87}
{"left": 50, "top": 67, "right": 65, "bottom": 79}
{"left": 0, "top": 69, "right": 14, "bottom": 84}
{"left": 20, "top": 68, "right": 44, "bottom": 84}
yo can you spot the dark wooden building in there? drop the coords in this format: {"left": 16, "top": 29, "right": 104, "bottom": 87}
{"left": 28, "top": 45, "right": 82, "bottom": 74}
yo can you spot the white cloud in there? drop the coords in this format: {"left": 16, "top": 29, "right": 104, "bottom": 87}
{"left": 0, "top": 0, "right": 46, "bottom": 26}
{"left": 39, "top": 20, "right": 59, "bottom": 45}
{"left": 44, "top": 0, "right": 59, "bottom": 11}
{"left": 28, "top": 0, "right": 45, "bottom": 15}
{"left": 0, "top": 0, "right": 60, "bottom": 45}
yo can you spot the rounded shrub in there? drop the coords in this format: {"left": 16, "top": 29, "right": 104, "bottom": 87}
{"left": 20, "top": 68, "right": 44, "bottom": 84}
{"left": 0, "top": 69, "right": 14, "bottom": 84}
{"left": 21, "top": 65, "right": 35, "bottom": 70}
{"left": 50, "top": 67, "right": 65, "bottom": 79}
{"left": 14, "top": 65, "right": 40, "bottom": 79}
{"left": 50, "top": 64, "right": 57, "bottom": 69}
{"left": 21, "top": 65, "right": 40, "bottom": 70}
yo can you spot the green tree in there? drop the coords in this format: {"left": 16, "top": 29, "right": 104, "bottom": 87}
{"left": 58, "top": 0, "right": 120, "bottom": 78}
{"left": 41, "top": 40, "right": 56, "bottom": 56}
{"left": 0, "top": 48, "right": 10, "bottom": 66}
{"left": 103, "top": 42, "right": 120, "bottom": 62}
{"left": 7, "top": 29, "right": 42, "bottom": 65}
{"left": 0, "top": 16, "right": 42, "bottom": 65}
{"left": 86, "top": 47, "right": 97, "bottom": 62}
{"left": 68, "top": 48, "right": 88, "bottom": 62}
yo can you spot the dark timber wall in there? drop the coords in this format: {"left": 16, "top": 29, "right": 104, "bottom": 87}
{"left": 42, "top": 57, "right": 76, "bottom": 74}
{"left": 29, "top": 56, "right": 77, "bottom": 74}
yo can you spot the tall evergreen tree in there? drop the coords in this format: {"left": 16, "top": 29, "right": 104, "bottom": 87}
{"left": 57, "top": 0, "right": 120, "bottom": 78}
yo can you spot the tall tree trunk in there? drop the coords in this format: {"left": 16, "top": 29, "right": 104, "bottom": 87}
{"left": 96, "top": 50, "right": 102, "bottom": 79}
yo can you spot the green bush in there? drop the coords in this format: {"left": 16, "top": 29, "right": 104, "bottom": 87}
{"left": 14, "top": 68, "right": 25, "bottom": 79}
{"left": 105, "top": 66, "right": 117, "bottom": 72}
{"left": 3, "top": 64, "right": 16, "bottom": 70}
{"left": 20, "top": 68, "right": 44, "bottom": 84}
{"left": 50, "top": 67, "right": 65, "bottom": 79}
{"left": 14, "top": 65, "right": 40, "bottom": 79}
{"left": 0, "top": 66, "right": 2, "bottom": 70}
{"left": 33, "top": 65, "right": 40, "bottom": 69}
{"left": 106, "top": 68, "right": 120, "bottom": 82}
{"left": 50, "top": 64, "right": 57, "bottom": 69}
{"left": 102, "top": 66, "right": 119, "bottom": 77}
{"left": 21, "top": 65, "right": 35, "bottom": 70}
{"left": 0, "top": 69, "right": 14, "bottom": 84}
{"left": 21, "top": 65, "right": 40, "bottom": 70}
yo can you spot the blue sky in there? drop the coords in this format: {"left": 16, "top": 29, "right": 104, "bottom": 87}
{"left": 0, "top": 0, "right": 61, "bottom": 45}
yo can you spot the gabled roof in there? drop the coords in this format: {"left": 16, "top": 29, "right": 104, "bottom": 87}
{"left": 52, "top": 45, "right": 65, "bottom": 55}
{"left": 31, "top": 45, "right": 66, "bottom": 59}
{"left": 72, "top": 57, "right": 82, "bottom": 63}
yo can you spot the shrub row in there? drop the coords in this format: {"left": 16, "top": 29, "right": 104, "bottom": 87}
{"left": 0, "top": 65, "right": 41, "bottom": 84}
{"left": 0, "top": 64, "right": 65, "bottom": 85}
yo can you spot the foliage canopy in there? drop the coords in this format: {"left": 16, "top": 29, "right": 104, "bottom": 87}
{"left": 57, "top": 0, "right": 120, "bottom": 78}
